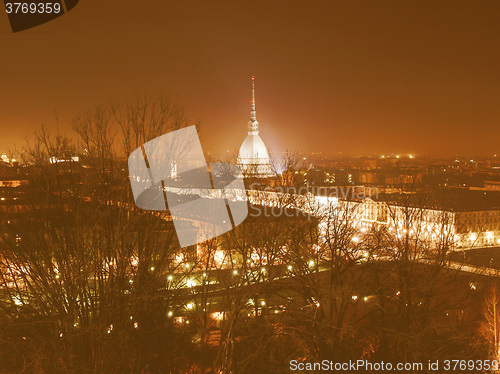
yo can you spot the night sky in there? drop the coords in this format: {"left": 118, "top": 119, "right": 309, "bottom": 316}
{"left": 1, "top": 0, "right": 499, "bottom": 157}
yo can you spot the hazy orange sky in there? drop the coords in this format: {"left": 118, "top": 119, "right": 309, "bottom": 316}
{"left": 1, "top": 0, "right": 499, "bottom": 157}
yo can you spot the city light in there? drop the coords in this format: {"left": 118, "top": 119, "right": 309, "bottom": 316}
{"left": 212, "top": 311, "right": 224, "bottom": 321}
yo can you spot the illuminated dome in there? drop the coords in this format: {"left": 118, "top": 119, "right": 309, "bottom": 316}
{"left": 238, "top": 132, "right": 272, "bottom": 176}
{"left": 237, "top": 77, "right": 273, "bottom": 177}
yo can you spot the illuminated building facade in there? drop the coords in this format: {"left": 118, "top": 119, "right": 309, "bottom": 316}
{"left": 356, "top": 197, "right": 500, "bottom": 249}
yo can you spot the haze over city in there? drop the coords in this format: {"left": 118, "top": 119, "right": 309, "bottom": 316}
{"left": 3, "top": 1, "right": 500, "bottom": 373}
{"left": 1, "top": 0, "right": 499, "bottom": 156}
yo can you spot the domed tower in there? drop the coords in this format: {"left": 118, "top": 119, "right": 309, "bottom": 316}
{"left": 237, "top": 76, "right": 273, "bottom": 177}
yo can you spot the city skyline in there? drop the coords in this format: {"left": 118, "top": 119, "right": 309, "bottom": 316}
{"left": 1, "top": 1, "right": 499, "bottom": 156}
{"left": 1, "top": 2, "right": 500, "bottom": 371}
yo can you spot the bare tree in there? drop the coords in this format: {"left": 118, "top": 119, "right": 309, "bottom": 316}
{"left": 482, "top": 285, "right": 500, "bottom": 364}
{"left": 0, "top": 99, "right": 201, "bottom": 373}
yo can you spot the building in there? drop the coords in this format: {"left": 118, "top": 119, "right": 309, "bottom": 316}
{"left": 486, "top": 181, "right": 500, "bottom": 191}
{"left": 237, "top": 77, "right": 273, "bottom": 177}
{"left": 0, "top": 162, "right": 28, "bottom": 212}
{"left": 355, "top": 192, "right": 500, "bottom": 249}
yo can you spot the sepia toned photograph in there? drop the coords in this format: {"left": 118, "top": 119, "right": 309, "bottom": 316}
{"left": 1, "top": 1, "right": 500, "bottom": 373}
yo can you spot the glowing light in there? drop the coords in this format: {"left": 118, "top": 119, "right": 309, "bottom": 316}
{"left": 130, "top": 257, "right": 139, "bottom": 267}
{"left": 167, "top": 275, "right": 173, "bottom": 281}
{"left": 168, "top": 311, "right": 173, "bottom": 317}
{"left": 287, "top": 265, "right": 293, "bottom": 271}
{"left": 186, "top": 302, "right": 195, "bottom": 310}
{"left": 260, "top": 300, "right": 266, "bottom": 306}
{"left": 174, "top": 253, "right": 184, "bottom": 264}
{"left": 212, "top": 311, "right": 224, "bottom": 321}
{"left": 174, "top": 317, "right": 185, "bottom": 324}
{"left": 13, "top": 296, "right": 23, "bottom": 306}
{"left": 308, "top": 260, "right": 315, "bottom": 267}
{"left": 352, "top": 295, "right": 358, "bottom": 301}
{"left": 233, "top": 270, "right": 238, "bottom": 275}
{"left": 214, "top": 250, "right": 225, "bottom": 265}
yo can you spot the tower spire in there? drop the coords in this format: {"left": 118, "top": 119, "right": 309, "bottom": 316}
{"left": 238, "top": 76, "right": 272, "bottom": 177}
{"left": 248, "top": 76, "right": 259, "bottom": 134}
{"left": 250, "top": 76, "right": 256, "bottom": 121}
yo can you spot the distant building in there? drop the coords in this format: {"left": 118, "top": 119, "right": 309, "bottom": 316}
{"left": 485, "top": 181, "right": 500, "bottom": 191}
{"left": 237, "top": 77, "right": 273, "bottom": 178}
{"left": 0, "top": 162, "right": 28, "bottom": 213}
